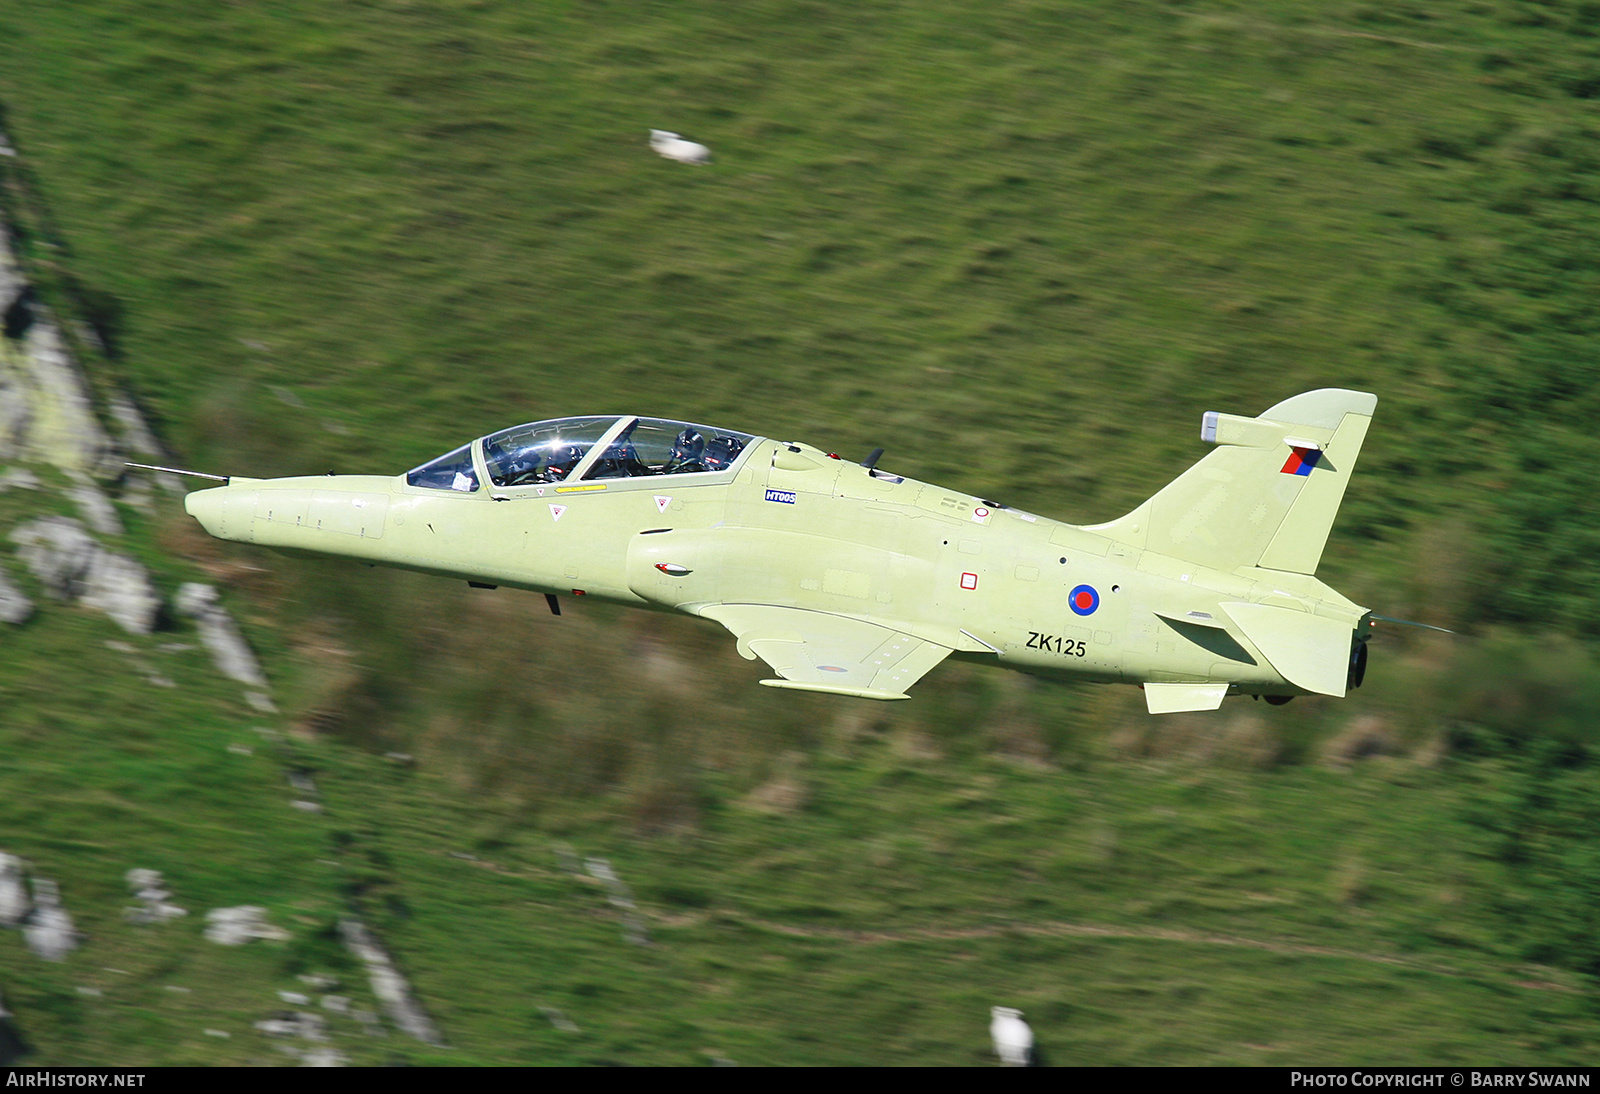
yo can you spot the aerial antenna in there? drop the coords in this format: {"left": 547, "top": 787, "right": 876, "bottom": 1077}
{"left": 124, "top": 462, "right": 230, "bottom": 484}
{"left": 862, "top": 447, "right": 884, "bottom": 470}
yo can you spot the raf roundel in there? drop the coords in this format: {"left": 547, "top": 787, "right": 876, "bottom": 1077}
{"left": 1068, "top": 584, "right": 1100, "bottom": 617}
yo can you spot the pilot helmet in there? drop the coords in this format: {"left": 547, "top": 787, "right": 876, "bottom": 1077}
{"left": 671, "top": 429, "right": 705, "bottom": 465}
{"left": 702, "top": 435, "right": 740, "bottom": 471}
{"left": 546, "top": 443, "right": 584, "bottom": 479}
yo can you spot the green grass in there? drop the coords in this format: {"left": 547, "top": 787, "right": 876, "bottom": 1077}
{"left": 3, "top": 0, "right": 1600, "bottom": 1065}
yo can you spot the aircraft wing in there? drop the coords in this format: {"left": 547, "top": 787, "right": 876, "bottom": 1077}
{"left": 699, "top": 604, "right": 954, "bottom": 701}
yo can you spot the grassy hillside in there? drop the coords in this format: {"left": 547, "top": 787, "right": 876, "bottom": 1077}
{"left": 2, "top": 0, "right": 1600, "bottom": 1065}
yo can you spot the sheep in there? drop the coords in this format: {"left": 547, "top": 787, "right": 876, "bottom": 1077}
{"left": 990, "top": 1006, "right": 1035, "bottom": 1066}
{"left": 649, "top": 130, "right": 712, "bottom": 165}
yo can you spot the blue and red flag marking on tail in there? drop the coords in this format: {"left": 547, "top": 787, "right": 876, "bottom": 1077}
{"left": 1069, "top": 584, "right": 1100, "bottom": 616}
{"left": 1280, "top": 447, "right": 1321, "bottom": 476}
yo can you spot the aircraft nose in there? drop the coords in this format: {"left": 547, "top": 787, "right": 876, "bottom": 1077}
{"left": 185, "top": 485, "right": 251, "bottom": 543}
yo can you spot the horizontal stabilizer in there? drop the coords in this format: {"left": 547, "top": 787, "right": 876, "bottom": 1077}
{"left": 701, "top": 604, "right": 953, "bottom": 700}
{"left": 1143, "top": 683, "right": 1228, "bottom": 714}
{"left": 1221, "top": 602, "right": 1351, "bottom": 697}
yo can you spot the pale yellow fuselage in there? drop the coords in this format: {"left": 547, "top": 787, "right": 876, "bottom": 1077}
{"left": 185, "top": 418, "right": 1371, "bottom": 709}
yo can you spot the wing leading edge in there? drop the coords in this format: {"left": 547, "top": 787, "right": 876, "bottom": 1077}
{"left": 700, "top": 604, "right": 953, "bottom": 701}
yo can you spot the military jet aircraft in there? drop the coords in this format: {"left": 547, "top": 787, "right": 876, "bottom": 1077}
{"left": 174, "top": 388, "right": 1375, "bottom": 714}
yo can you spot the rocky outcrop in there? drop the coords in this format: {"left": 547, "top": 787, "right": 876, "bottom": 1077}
{"left": 10, "top": 516, "right": 161, "bottom": 634}
{"left": 0, "top": 225, "right": 114, "bottom": 475}
{"left": 174, "top": 583, "right": 267, "bottom": 687}
{"left": 339, "top": 918, "right": 443, "bottom": 1046}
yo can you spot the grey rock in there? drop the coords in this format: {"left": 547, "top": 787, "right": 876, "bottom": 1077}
{"left": 0, "top": 229, "right": 26, "bottom": 316}
{"left": 0, "top": 468, "right": 40, "bottom": 491}
{"left": 0, "top": 853, "right": 29, "bottom": 926}
{"left": 83, "top": 549, "right": 161, "bottom": 634}
{"left": 255, "top": 1011, "right": 325, "bottom": 1041}
{"left": 66, "top": 470, "right": 123, "bottom": 536}
{"left": 586, "top": 856, "right": 649, "bottom": 946}
{"left": 204, "top": 905, "right": 290, "bottom": 946}
{"left": 124, "top": 867, "right": 186, "bottom": 925}
{"left": 9, "top": 516, "right": 93, "bottom": 598}
{"left": 107, "top": 393, "right": 172, "bottom": 465}
{"left": 174, "top": 583, "right": 268, "bottom": 687}
{"left": 339, "top": 918, "right": 443, "bottom": 1046}
{"left": 23, "top": 877, "right": 79, "bottom": 961}
{"left": 0, "top": 565, "right": 31, "bottom": 626}
{"left": 0, "top": 224, "right": 116, "bottom": 475}
{"left": 10, "top": 517, "right": 161, "bottom": 634}
{"left": 0, "top": 314, "right": 114, "bottom": 475}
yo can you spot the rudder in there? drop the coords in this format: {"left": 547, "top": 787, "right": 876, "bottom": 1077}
{"left": 1086, "top": 389, "right": 1376, "bottom": 576}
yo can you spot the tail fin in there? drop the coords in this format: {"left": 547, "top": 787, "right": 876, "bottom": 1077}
{"left": 1086, "top": 389, "right": 1376, "bottom": 575}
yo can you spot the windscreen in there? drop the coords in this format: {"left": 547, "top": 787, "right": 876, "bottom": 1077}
{"left": 405, "top": 444, "right": 479, "bottom": 492}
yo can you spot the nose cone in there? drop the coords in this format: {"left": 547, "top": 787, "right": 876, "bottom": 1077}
{"left": 185, "top": 484, "right": 251, "bottom": 543}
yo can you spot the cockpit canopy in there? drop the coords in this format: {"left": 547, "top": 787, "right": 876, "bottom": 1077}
{"left": 405, "top": 416, "right": 759, "bottom": 492}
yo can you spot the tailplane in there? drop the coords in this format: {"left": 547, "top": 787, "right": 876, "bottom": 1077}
{"left": 1087, "top": 389, "right": 1376, "bottom": 575}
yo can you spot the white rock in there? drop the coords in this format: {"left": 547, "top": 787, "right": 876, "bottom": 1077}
{"left": 255, "top": 1012, "right": 324, "bottom": 1040}
{"left": 23, "top": 878, "right": 79, "bottom": 961}
{"left": 0, "top": 244, "right": 115, "bottom": 474}
{"left": 66, "top": 470, "right": 123, "bottom": 536}
{"left": 9, "top": 516, "right": 161, "bottom": 634}
{"left": 0, "top": 566, "right": 31, "bottom": 625}
{"left": 339, "top": 918, "right": 442, "bottom": 1046}
{"left": 124, "top": 868, "right": 186, "bottom": 924}
{"left": 174, "top": 583, "right": 268, "bottom": 687}
{"left": 204, "top": 905, "right": 289, "bottom": 946}
{"left": 0, "top": 854, "right": 29, "bottom": 926}
{"left": 0, "top": 468, "right": 39, "bottom": 491}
